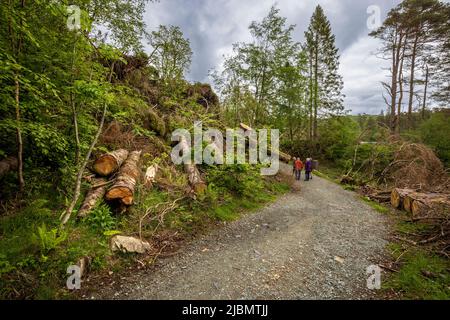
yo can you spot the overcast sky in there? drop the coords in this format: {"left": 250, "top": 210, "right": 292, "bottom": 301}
{"left": 143, "top": 0, "right": 404, "bottom": 115}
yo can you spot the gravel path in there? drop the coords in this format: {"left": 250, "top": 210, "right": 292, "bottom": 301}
{"left": 96, "top": 164, "right": 389, "bottom": 299}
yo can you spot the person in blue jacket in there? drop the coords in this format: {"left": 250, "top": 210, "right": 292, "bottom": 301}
{"left": 305, "top": 158, "right": 312, "bottom": 181}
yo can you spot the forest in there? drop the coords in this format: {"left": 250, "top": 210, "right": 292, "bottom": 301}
{"left": 0, "top": 0, "right": 449, "bottom": 300}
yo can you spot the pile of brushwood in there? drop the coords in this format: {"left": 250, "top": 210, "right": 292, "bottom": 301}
{"left": 347, "top": 139, "right": 450, "bottom": 258}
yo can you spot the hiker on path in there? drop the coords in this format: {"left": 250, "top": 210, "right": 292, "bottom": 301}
{"left": 292, "top": 157, "right": 297, "bottom": 175}
{"left": 294, "top": 157, "right": 303, "bottom": 181}
{"left": 305, "top": 158, "right": 312, "bottom": 181}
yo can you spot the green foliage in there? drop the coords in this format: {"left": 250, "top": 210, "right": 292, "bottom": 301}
{"left": 32, "top": 224, "right": 67, "bottom": 257}
{"left": 83, "top": 202, "right": 117, "bottom": 233}
{"left": 317, "top": 116, "right": 360, "bottom": 161}
{"left": 420, "top": 111, "right": 450, "bottom": 166}
{"left": 305, "top": 5, "right": 344, "bottom": 115}
{"left": 213, "top": 5, "right": 305, "bottom": 129}
{"left": 147, "top": 25, "right": 192, "bottom": 82}
{"left": 206, "top": 164, "right": 264, "bottom": 199}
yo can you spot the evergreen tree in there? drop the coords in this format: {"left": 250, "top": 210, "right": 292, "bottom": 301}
{"left": 305, "top": 5, "right": 344, "bottom": 141}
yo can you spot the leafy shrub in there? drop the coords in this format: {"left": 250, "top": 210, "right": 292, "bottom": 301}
{"left": 420, "top": 111, "right": 450, "bottom": 167}
{"left": 84, "top": 202, "right": 116, "bottom": 232}
{"left": 32, "top": 224, "right": 67, "bottom": 256}
{"left": 206, "top": 164, "right": 264, "bottom": 199}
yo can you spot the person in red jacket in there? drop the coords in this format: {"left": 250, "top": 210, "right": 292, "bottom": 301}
{"left": 294, "top": 157, "right": 303, "bottom": 181}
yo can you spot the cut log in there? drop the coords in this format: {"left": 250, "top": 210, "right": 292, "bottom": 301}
{"left": 77, "top": 177, "right": 108, "bottom": 218}
{"left": 411, "top": 196, "right": 450, "bottom": 217}
{"left": 403, "top": 192, "right": 443, "bottom": 213}
{"left": 390, "top": 188, "right": 414, "bottom": 209}
{"left": 0, "top": 156, "right": 18, "bottom": 179}
{"left": 93, "top": 149, "right": 129, "bottom": 176}
{"left": 368, "top": 194, "right": 392, "bottom": 203}
{"left": 178, "top": 136, "right": 206, "bottom": 194}
{"left": 144, "top": 164, "right": 158, "bottom": 188}
{"left": 105, "top": 150, "right": 141, "bottom": 205}
{"left": 185, "top": 161, "right": 207, "bottom": 194}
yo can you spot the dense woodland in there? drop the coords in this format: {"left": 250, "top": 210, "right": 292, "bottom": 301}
{"left": 0, "top": 0, "right": 449, "bottom": 299}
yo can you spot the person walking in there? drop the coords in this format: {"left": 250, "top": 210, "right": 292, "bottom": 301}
{"left": 292, "top": 157, "right": 297, "bottom": 176}
{"left": 294, "top": 157, "right": 303, "bottom": 181}
{"left": 305, "top": 157, "right": 312, "bottom": 181}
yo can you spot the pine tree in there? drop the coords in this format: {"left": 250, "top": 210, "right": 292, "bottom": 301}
{"left": 305, "top": 5, "right": 344, "bottom": 141}
{"left": 430, "top": 2, "right": 450, "bottom": 105}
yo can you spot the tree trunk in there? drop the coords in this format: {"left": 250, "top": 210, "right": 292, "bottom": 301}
{"left": 404, "top": 192, "right": 446, "bottom": 213}
{"left": 396, "top": 36, "right": 407, "bottom": 135}
{"left": 421, "top": 65, "right": 429, "bottom": 120}
{"left": 14, "top": 74, "right": 24, "bottom": 193}
{"left": 313, "top": 38, "right": 319, "bottom": 141}
{"left": 411, "top": 196, "right": 450, "bottom": 217}
{"left": 390, "top": 29, "right": 404, "bottom": 134}
{"left": 77, "top": 177, "right": 108, "bottom": 218}
{"left": 105, "top": 150, "right": 141, "bottom": 205}
{"left": 391, "top": 188, "right": 414, "bottom": 209}
{"left": 407, "top": 31, "right": 419, "bottom": 126}
{"left": 61, "top": 103, "right": 108, "bottom": 225}
{"left": 309, "top": 49, "right": 313, "bottom": 140}
{"left": 177, "top": 136, "right": 206, "bottom": 194}
{"left": 93, "top": 149, "right": 129, "bottom": 176}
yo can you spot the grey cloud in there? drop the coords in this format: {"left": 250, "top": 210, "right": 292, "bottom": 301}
{"left": 143, "top": 0, "right": 403, "bottom": 114}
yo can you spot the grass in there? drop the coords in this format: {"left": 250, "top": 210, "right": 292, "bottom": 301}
{"left": 360, "top": 196, "right": 390, "bottom": 214}
{"left": 396, "top": 220, "right": 435, "bottom": 235}
{"left": 0, "top": 196, "right": 122, "bottom": 299}
{"left": 314, "top": 163, "right": 344, "bottom": 182}
{"left": 383, "top": 248, "right": 450, "bottom": 300}
{"left": 210, "top": 181, "right": 289, "bottom": 222}
{"left": 382, "top": 217, "right": 450, "bottom": 300}
{"left": 0, "top": 166, "right": 290, "bottom": 300}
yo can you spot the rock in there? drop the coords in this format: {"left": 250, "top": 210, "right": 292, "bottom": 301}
{"left": 334, "top": 256, "right": 345, "bottom": 264}
{"left": 110, "top": 235, "right": 152, "bottom": 254}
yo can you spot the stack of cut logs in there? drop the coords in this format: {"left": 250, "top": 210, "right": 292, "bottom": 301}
{"left": 77, "top": 146, "right": 207, "bottom": 218}
{"left": 78, "top": 149, "right": 141, "bottom": 218}
{"left": 390, "top": 188, "right": 450, "bottom": 217}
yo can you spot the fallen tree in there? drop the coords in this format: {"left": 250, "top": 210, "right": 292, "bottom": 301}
{"left": 93, "top": 149, "right": 129, "bottom": 176}
{"left": 77, "top": 177, "right": 109, "bottom": 218}
{"left": 177, "top": 136, "right": 206, "bottom": 194}
{"left": 105, "top": 150, "right": 142, "bottom": 205}
{"left": 411, "top": 196, "right": 450, "bottom": 217}
{"left": 239, "top": 123, "right": 292, "bottom": 163}
{"left": 403, "top": 192, "right": 444, "bottom": 213}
